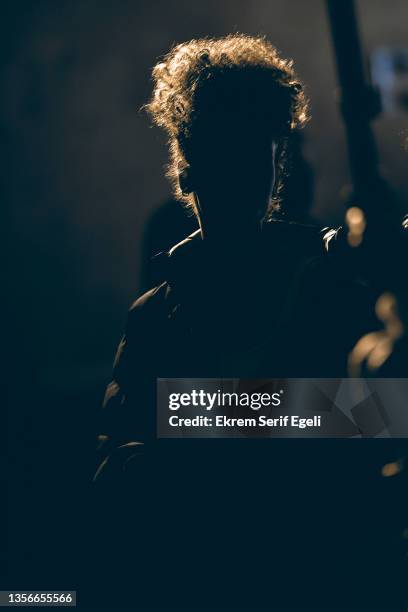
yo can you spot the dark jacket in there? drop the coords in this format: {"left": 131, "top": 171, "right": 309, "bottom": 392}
{"left": 93, "top": 220, "right": 408, "bottom": 612}
{"left": 98, "top": 220, "right": 379, "bottom": 453}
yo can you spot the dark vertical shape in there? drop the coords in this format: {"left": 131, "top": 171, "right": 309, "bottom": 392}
{"left": 325, "top": 0, "right": 384, "bottom": 208}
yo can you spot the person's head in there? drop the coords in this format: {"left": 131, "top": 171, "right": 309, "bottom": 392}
{"left": 146, "top": 34, "right": 308, "bottom": 236}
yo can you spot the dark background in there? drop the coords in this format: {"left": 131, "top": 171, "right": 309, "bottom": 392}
{"left": 3, "top": 0, "right": 408, "bottom": 598}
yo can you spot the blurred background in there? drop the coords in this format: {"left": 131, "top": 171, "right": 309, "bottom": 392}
{"left": 3, "top": 0, "right": 408, "bottom": 589}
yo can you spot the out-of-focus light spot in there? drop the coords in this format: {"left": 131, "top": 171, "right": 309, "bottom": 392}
{"left": 351, "top": 333, "right": 383, "bottom": 361}
{"left": 346, "top": 206, "right": 366, "bottom": 247}
{"left": 346, "top": 206, "right": 365, "bottom": 226}
{"left": 366, "top": 337, "right": 393, "bottom": 370}
{"left": 348, "top": 293, "right": 404, "bottom": 375}
{"left": 381, "top": 460, "right": 404, "bottom": 478}
{"left": 348, "top": 233, "right": 363, "bottom": 247}
{"left": 375, "top": 292, "right": 404, "bottom": 339}
{"left": 348, "top": 332, "right": 385, "bottom": 377}
{"left": 375, "top": 292, "right": 396, "bottom": 321}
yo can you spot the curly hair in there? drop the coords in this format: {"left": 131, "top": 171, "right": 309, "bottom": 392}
{"left": 145, "top": 34, "right": 309, "bottom": 215}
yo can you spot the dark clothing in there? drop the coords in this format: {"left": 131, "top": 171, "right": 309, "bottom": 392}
{"left": 93, "top": 221, "right": 408, "bottom": 611}
{"left": 99, "top": 220, "right": 378, "bottom": 450}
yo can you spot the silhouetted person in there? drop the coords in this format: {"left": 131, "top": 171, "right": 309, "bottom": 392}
{"left": 140, "top": 131, "right": 314, "bottom": 292}
{"left": 93, "top": 37, "right": 408, "bottom": 611}
{"left": 97, "top": 34, "right": 380, "bottom": 455}
{"left": 139, "top": 198, "right": 197, "bottom": 293}
{"left": 277, "top": 130, "right": 315, "bottom": 224}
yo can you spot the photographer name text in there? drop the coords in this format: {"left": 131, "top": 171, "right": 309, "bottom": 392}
{"left": 168, "top": 415, "right": 321, "bottom": 429}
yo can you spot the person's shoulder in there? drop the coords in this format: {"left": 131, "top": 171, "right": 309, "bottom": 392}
{"left": 263, "top": 219, "right": 336, "bottom": 257}
{"left": 125, "top": 228, "right": 202, "bottom": 330}
{"left": 128, "top": 282, "right": 169, "bottom": 313}
{"left": 125, "top": 282, "right": 170, "bottom": 336}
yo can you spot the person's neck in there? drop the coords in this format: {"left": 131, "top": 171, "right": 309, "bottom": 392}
{"left": 201, "top": 219, "right": 262, "bottom": 243}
